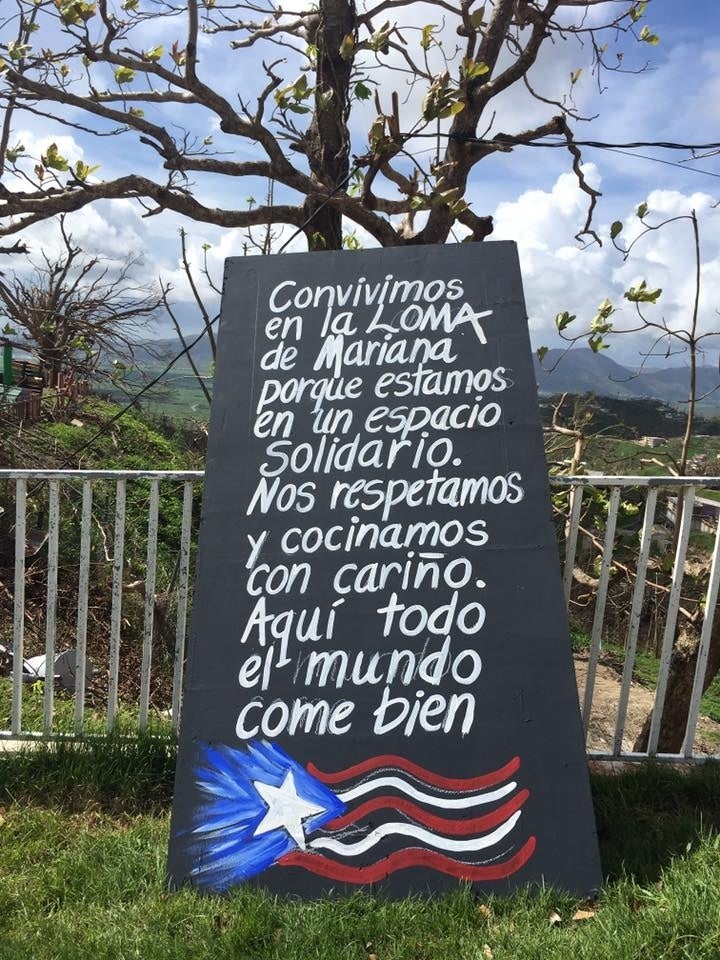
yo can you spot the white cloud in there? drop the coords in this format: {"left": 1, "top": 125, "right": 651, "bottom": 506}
{"left": 489, "top": 167, "right": 720, "bottom": 366}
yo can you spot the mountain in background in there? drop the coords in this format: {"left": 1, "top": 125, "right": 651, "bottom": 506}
{"left": 534, "top": 349, "right": 720, "bottom": 406}
{"left": 132, "top": 338, "right": 720, "bottom": 411}
{"left": 132, "top": 334, "right": 214, "bottom": 370}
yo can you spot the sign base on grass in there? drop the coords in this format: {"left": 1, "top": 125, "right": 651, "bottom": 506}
{"left": 167, "top": 242, "right": 601, "bottom": 898}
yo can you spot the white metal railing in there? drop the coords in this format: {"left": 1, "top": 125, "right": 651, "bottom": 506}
{"left": 0, "top": 470, "right": 203, "bottom": 739}
{"left": 554, "top": 475, "right": 720, "bottom": 762}
{"left": 2, "top": 469, "right": 720, "bottom": 763}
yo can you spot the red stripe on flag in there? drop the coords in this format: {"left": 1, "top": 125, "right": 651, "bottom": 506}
{"left": 326, "top": 789, "right": 530, "bottom": 834}
{"left": 279, "top": 837, "right": 537, "bottom": 883}
{"left": 307, "top": 755, "right": 521, "bottom": 790}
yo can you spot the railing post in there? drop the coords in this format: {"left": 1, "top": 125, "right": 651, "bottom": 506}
{"left": 582, "top": 486, "right": 621, "bottom": 737}
{"left": 74, "top": 479, "right": 93, "bottom": 736}
{"left": 172, "top": 480, "right": 194, "bottom": 731}
{"left": 43, "top": 480, "right": 60, "bottom": 736}
{"left": 647, "top": 485, "right": 696, "bottom": 756}
{"left": 613, "top": 487, "right": 658, "bottom": 756}
{"left": 563, "top": 483, "right": 583, "bottom": 609}
{"left": 107, "top": 480, "right": 127, "bottom": 732}
{"left": 139, "top": 479, "right": 160, "bottom": 732}
{"left": 11, "top": 479, "right": 27, "bottom": 736}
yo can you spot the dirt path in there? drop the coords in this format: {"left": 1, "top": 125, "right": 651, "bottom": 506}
{"left": 574, "top": 655, "right": 720, "bottom": 756}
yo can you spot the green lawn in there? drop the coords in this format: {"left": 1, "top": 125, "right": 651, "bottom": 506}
{"left": 2, "top": 743, "right": 720, "bottom": 959}
{"left": 0, "top": 678, "right": 173, "bottom": 740}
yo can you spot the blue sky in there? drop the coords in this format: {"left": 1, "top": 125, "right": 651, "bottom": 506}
{"left": 3, "top": 0, "right": 720, "bottom": 367}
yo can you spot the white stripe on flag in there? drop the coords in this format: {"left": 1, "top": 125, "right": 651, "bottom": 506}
{"left": 337, "top": 777, "right": 517, "bottom": 808}
{"left": 310, "top": 812, "right": 522, "bottom": 856}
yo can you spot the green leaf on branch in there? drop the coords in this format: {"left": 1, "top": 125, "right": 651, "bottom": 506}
{"left": 142, "top": 44, "right": 164, "bottom": 62}
{"left": 462, "top": 58, "right": 490, "bottom": 80}
{"left": 536, "top": 346, "right": 549, "bottom": 363}
{"left": 625, "top": 280, "right": 662, "bottom": 304}
{"left": 639, "top": 24, "right": 660, "bottom": 45}
{"left": 369, "top": 22, "right": 392, "bottom": 53}
{"left": 42, "top": 143, "right": 69, "bottom": 171}
{"left": 469, "top": 5, "right": 486, "bottom": 29}
{"left": 354, "top": 80, "right": 372, "bottom": 100}
{"left": 368, "top": 115, "right": 386, "bottom": 149}
{"left": 73, "top": 160, "right": 100, "bottom": 181}
{"left": 555, "top": 310, "right": 576, "bottom": 332}
{"left": 339, "top": 34, "right": 354, "bottom": 60}
{"left": 121, "top": 0, "right": 138, "bottom": 9}
{"left": 588, "top": 334, "right": 609, "bottom": 353}
{"left": 316, "top": 89, "right": 333, "bottom": 111}
{"left": 5, "top": 141, "right": 25, "bottom": 163}
{"left": 610, "top": 220, "right": 623, "bottom": 240}
{"left": 590, "top": 315, "right": 613, "bottom": 335}
{"left": 421, "top": 24, "right": 437, "bottom": 50}
{"left": 293, "top": 74, "right": 310, "bottom": 100}
{"left": 275, "top": 74, "right": 314, "bottom": 111}
{"left": 114, "top": 66, "right": 136, "bottom": 84}
{"left": 128, "top": 107, "right": 144, "bottom": 117}
{"left": 637, "top": 201, "right": 648, "bottom": 219}
{"left": 422, "top": 72, "right": 464, "bottom": 120}
{"left": 630, "top": 2, "right": 648, "bottom": 22}
{"left": 170, "top": 41, "right": 186, "bottom": 66}
{"left": 570, "top": 68, "right": 582, "bottom": 85}
{"left": 595, "top": 297, "right": 615, "bottom": 321}
{"left": 59, "top": 1, "right": 96, "bottom": 24}
{"left": 8, "top": 41, "right": 31, "bottom": 60}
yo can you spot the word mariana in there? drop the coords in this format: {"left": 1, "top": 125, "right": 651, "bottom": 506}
{"left": 268, "top": 275, "right": 464, "bottom": 313}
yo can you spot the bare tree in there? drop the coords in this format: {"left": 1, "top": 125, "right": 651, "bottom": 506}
{"left": 0, "top": 216, "right": 162, "bottom": 385}
{"left": 0, "top": 1, "right": 656, "bottom": 250}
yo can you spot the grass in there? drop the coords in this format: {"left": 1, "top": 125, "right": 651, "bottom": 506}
{"left": 2, "top": 748, "right": 720, "bottom": 958}
{"left": 0, "top": 735, "right": 176, "bottom": 814}
{"left": 0, "top": 677, "right": 174, "bottom": 739}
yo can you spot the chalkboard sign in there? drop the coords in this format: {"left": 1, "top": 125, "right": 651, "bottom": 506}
{"left": 167, "top": 242, "right": 601, "bottom": 898}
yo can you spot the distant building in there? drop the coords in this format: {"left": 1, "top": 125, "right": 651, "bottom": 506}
{"left": 639, "top": 436, "right": 665, "bottom": 448}
{"left": 666, "top": 495, "right": 720, "bottom": 535}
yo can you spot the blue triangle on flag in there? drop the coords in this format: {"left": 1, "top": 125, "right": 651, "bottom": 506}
{"left": 178, "top": 740, "right": 345, "bottom": 891}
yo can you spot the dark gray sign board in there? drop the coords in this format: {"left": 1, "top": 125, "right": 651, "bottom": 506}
{"left": 167, "top": 242, "right": 601, "bottom": 898}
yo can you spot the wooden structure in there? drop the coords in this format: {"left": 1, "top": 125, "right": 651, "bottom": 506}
{"left": 0, "top": 340, "right": 88, "bottom": 422}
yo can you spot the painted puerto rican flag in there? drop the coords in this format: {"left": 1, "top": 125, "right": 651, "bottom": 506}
{"left": 181, "top": 741, "right": 535, "bottom": 892}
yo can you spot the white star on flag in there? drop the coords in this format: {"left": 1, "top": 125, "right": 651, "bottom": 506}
{"left": 253, "top": 770, "right": 325, "bottom": 849}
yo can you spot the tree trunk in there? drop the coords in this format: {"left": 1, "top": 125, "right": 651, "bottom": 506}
{"left": 304, "top": 0, "right": 354, "bottom": 251}
{"left": 633, "top": 616, "right": 720, "bottom": 753}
